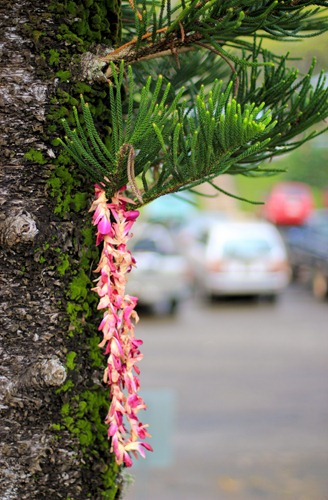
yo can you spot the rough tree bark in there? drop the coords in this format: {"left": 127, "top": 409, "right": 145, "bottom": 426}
{"left": 0, "top": 1, "right": 123, "bottom": 498}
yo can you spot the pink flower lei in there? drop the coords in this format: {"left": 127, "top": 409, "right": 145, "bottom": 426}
{"left": 90, "top": 184, "right": 152, "bottom": 467}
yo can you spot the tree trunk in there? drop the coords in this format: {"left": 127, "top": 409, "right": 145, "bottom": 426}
{"left": 0, "top": 1, "right": 123, "bottom": 498}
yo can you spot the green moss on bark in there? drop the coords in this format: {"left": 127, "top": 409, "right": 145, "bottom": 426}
{"left": 29, "top": 0, "right": 124, "bottom": 497}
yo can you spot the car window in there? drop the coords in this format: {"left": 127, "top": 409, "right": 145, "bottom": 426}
{"left": 222, "top": 237, "right": 272, "bottom": 260}
{"left": 308, "top": 214, "right": 328, "bottom": 235}
{"left": 133, "top": 238, "right": 159, "bottom": 252}
{"left": 280, "top": 186, "right": 308, "bottom": 195}
{"left": 131, "top": 236, "right": 177, "bottom": 255}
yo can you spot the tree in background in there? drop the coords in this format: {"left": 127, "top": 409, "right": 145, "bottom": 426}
{"left": 1, "top": 1, "right": 328, "bottom": 498}
{"left": 274, "top": 138, "right": 328, "bottom": 190}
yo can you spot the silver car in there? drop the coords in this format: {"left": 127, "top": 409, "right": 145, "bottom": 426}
{"left": 127, "top": 223, "right": 192, "bottom": 314}
{"left": 197, "top": 220, "right": 290, "bottom": 300}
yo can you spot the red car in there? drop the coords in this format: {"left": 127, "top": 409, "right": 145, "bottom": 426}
{"left": 264, "top": 182, "right": 314, "bottom": 226}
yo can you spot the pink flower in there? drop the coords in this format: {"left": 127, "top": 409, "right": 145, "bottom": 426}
{"left": 123, "top": 451, "right": 133, "bottom": 467}
{"left": 110, "top": 336, "right": 124, "bottom": 357}
{"left": 90, "top": 185, "right": 152, "bottom": 467}
{"left": 98, "top": 216, "right": 112, "bottom": 235}
{"left": 125, "top": 209, "right": 139, "bottom": 221}
{"left": 124, "top": 441, "right": 154, "bottom": 459}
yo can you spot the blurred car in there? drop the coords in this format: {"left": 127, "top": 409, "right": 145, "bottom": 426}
{"left": 177, "top": 210, "right": 228, "bottom": 246}
{"left": 286, "top": 209, "right": 328, "bottom": 300}
{"left": 197, "top": 220, "right": 290, "bottom": 300}
{"left": 142, "top": 192, "right": 197, "bottom": 226}
{"left": 263, "top": 181, "right": 313, "bottom": 226}
{"left": 176, "top": 210, "right": 229, "bottom": 273}
{"left": 127, "top": 223, "right": 192, "bottom": 314}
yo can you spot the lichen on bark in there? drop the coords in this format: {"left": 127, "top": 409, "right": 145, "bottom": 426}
{"left": 0, "top": 0, "right": 124, "bottom": 498}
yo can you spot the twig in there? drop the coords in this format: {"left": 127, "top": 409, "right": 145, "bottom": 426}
{"left": 194, "top": 41, "right": 239, "bottom": 97}
{"left": 170, "top": 43, "right": 181, "bottom": 69}
{"left": 101, "top": 27, "right": 168, "bottom": 62}
{"left": 102, "top": 33, "right": 228, "bottom": 78}
{"left": 179, "top": 21, "right": 185, "bottom": 43}
{"left": 120, "top": 144, "right": 143, "bottom": 204}
{"left": 128, "top": 0, "right": 143, "bottom": 21}
{"left": 105, "top": 46, "right": 198, "bottom": 77}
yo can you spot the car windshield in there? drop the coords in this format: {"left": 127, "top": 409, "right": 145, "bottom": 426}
{"left": 129, "top": 223, "right": 179, "bottom": 255}
{"left": 133, "top": 238, "right": 159, "bottom": 252}
{"left": 277, "top": 184, "right": 309, "bottom": 195}
{"left": 308, "top": 212, "right": 328, "bottom": 235}
{"left": 223, "top": 237, "right": 272, "bottom": 260}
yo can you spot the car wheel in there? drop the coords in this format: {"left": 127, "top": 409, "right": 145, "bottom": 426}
{"left": 261, "top": 293, "right": 279, "bottom": 303}
{"left": 152, "top": 299, "right": 179, "bottom": 315}
{"left": 203, "top": 292, "right": 218, "bottom": 303}
{"left": 290, "top": 264, "right": 301, "bottom": 282}
{"left": 168, "top": 298, "right": 179, "bottom": 315}
{"left": 312, "top": 270, "right": 328, "bottom": 301}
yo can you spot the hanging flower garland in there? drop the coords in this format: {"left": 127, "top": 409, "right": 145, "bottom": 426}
{"left": 90, "top": 184, "right": 152, "bottom": 467}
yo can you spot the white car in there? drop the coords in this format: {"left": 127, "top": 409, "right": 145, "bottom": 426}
{"left": 127, "top": 223, "right": 192, "bottom": 314}
{"left": 197, "top": 220, "right": 290, "bottom": 300}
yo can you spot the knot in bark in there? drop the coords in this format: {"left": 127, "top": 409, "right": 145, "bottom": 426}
{"left": 0, "top": 209, "right": 38, "bottom": 248}
{"left": 2, "top": 357, "right": 67, "bottom": 405}
{"left": 79, "top": 51, "right": 109, "bottom": 83}
{"left": 38, "top": 357, "right": 67, "bottom": 387}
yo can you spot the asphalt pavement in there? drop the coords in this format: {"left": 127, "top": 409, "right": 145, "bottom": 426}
{"left": 124, "top": 284, "right": 328, "bottom": 500}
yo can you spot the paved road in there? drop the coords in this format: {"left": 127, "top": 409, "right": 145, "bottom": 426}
{"left": 124, "top": 285, "right": 328, "bottom": 500}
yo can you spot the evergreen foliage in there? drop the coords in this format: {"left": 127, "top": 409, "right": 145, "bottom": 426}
{"left": 60, "top": 0, "right": 328, "bottom": 206}
{"left": 109, "top": 0, "right": 328, "bottom": 69}
{"left": 119, "top": 0, "right": 328, "bottom": 50}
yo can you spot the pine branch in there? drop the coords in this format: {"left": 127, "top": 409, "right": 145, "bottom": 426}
{"left": 60, "top": 55, "right": 328, "bottom": 205}
{"left": 235, "top": 51, "right": 328, "bottom": 162}
{"left": 101, "top": 0, "right": 328, "bottom": 72}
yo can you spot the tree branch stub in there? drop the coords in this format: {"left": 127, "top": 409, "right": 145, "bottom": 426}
{"left": 0, "top": 209, "right": 38, "bottom": 249}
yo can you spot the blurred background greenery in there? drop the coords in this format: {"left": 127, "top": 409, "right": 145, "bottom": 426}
{"left": 235, "top": 31, "right": 328, "bottom": 212}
